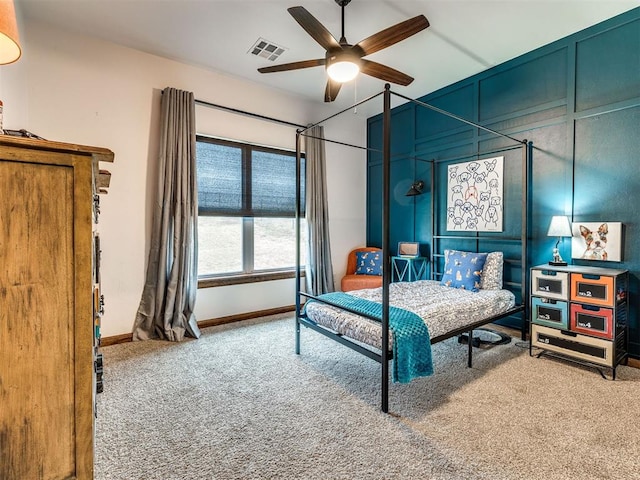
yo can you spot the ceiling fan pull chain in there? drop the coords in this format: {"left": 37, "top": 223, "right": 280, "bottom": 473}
{"left": 353, "top": 77, "right": 358, "bottom": 114}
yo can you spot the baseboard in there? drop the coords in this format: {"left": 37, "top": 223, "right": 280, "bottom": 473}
{"left": 196, "top": 305, "right": 295, "bottom": 329}
{"left": 100, "top": 333, "right": 133, "bottom": 346}
{"left": 99, "top": 305, "right": 296, "bottom": 346}
{"left": 627, "top": 357, "right": 640, "bottom": 369}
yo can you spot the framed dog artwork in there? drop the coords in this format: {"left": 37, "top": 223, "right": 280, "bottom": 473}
{"left": 446, "top": 156, "right": 504, "bottom": 232}
{"left": 571, "top": 222, "right": 622, "bottom": 262}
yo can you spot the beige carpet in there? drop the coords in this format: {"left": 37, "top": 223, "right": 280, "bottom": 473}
{"left": 95, "top": 314, "right": 640, "bottom": 480}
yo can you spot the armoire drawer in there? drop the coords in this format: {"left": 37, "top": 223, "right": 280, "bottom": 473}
{"left": 531, "top": 297, "right": 568, "bottom": 329}
{"left": 570, "top": 273, "right": 615, "bottom": 307}
{"left": 531, "top": 269, "right": 569, "bottom": 300}
{"left": 570, "top": 303, "right": 613, "bottom": 340}
{"left": 531, "top": 324, "right": 613, "bottom": 367}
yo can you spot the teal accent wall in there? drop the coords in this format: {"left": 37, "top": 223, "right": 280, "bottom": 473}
{"left": 366, "top": 8, "right": 640, "bottom": 355}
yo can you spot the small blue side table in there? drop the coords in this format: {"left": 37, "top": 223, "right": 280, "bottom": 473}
{"left": 391, "top": 256, "right": 429, "bottom": 282}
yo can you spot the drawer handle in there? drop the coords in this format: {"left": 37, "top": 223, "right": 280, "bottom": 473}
{"left": 580, "top": 273, "right": 601, "bottom": 280}
{"left": 577, "top": 304, "right": 603, "bottom": 312}
{"left": 540, "top": 270, "right": 558, "bottom": 276}
{"left": 560, "top": 329, "right": 577, "bottom": 337}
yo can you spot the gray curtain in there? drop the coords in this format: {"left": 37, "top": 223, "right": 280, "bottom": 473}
{"left": 133, "top": 87, "right": 200, "bottom": 342}
{"left": 304, "top": 125, "right": 335, "bottom": 295}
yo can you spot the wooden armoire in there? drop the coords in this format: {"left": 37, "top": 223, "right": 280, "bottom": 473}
{"left": 0, "top": 136, "right": 113, "bottom": 480}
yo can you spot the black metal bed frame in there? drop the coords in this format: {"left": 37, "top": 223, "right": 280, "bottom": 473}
{"left": 294, "top": 84, "right": 531, "bottom": 413}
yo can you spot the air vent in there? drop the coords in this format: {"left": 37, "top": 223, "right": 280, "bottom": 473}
{"left": 248, "top": 38, "right": 286, "bottom": 61}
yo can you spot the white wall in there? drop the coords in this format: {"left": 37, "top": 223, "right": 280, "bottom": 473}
{"left": 0, "top": 20, "right": 367, "bottom": 338}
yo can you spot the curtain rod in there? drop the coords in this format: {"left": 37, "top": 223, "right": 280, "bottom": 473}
{"left": 299, "top": 132, "right": 370, "bottom": 152}
{"left": 195, "top": 98, "right": 306, "bottom": 129}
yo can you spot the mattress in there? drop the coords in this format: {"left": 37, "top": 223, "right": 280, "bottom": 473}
{"left": 303, "top": 280, "right": 516, "bottom": 350}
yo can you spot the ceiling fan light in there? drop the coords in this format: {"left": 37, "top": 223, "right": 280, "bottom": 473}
{"left": 327, "top": 60, "right": 359, "bottom": 83}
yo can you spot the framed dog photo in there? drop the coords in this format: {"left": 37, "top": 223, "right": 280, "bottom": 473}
{"left": 571, "top": 222, "right": 622, "bottom": 262}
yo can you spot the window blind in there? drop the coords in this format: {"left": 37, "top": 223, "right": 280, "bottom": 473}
{"left": 196, "top": 137, "right": 305, "bottom": 217}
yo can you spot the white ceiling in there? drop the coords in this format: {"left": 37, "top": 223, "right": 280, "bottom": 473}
{"left": 17, "top": 0, "right": 639, "bottom": 112}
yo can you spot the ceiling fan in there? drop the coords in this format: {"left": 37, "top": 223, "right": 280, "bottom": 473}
{"left": 257, "top": 0, "right": 429, "bottom": 102}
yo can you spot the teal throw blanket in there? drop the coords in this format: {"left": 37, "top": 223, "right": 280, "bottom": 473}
{"left": 307, "top": 292, "right": 433, "bottom": 383}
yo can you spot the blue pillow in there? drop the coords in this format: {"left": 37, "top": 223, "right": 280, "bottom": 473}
{"left": 355, "top": 251, "right": 383, "bottom": 276}
{"left": 440, "top": 250, "right": 488, "bottom": 292}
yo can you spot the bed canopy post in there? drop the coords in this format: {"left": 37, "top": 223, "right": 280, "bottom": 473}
{"left": 295, "top": 128, "right": 303, "bottom": 355}
{"left": 381, "top": 83, "right": 392, "bottom": 413}
{"left": 430, "top": 159, "right": 436, "bottom": 280}
{"left": 520, "top": 140, "right": 532, "bottom": 340}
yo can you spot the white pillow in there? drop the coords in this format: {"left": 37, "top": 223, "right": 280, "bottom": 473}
{"left": 479, "top": 251, "right": 503, "bottom": 290}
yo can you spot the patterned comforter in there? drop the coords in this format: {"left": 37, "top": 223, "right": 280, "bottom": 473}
{"left": 303, "top": 280, "right": 515, "bottom": 351}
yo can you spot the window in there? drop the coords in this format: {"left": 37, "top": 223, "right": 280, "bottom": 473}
{"left": 196, "top": 136, "right": 306, "bottom": 278}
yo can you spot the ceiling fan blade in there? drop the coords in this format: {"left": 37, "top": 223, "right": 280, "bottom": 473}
{"left": 324, "top": 79, "right": 342, "bottom": 103}
{"left": 360, "top": 59, "right": 414, "bottom": 86}
{"left": 258, "top": 58, "right": 325, "bottom": 74}
{"left": 288, "top": 6, "right": 341, "bottom": 51}
{"left": 354, "top": 15, "right": 429, "bottom": 57}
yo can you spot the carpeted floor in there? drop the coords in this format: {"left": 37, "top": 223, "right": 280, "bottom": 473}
{"left": 95, "top": 314, "right": 640, "bottom": 480}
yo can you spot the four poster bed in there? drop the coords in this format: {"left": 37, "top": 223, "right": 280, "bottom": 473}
{"left": 294, "top": 85, "right": 531, "bottom": 413}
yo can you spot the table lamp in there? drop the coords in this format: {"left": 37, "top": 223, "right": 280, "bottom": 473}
{"left": 547, "top": 215, "right": 572, "bottom": 266}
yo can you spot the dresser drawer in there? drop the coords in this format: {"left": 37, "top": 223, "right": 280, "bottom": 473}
{"left": 531, "top": 324, "right": 613, "bottom": 367}
{"left": 531, "top": 269, "right": 569, "bottom": 300}
{"left": 570, "top": 273, "right": 614, "bottom": 307}
{"left": 570, "top": 303, "right": 613, "bottom": 340}
{"left": 531, "top": 297, "right": 568, "bottom": 329}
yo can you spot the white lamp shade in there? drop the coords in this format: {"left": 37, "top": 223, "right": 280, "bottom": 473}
{"left": 0, "top": 0, "right": 21, "bottom": 65}
{"left": 326, "top": 60, "right": 359, "bottom": 83}
{"left": 547, "top": 215, "right": 572, "bottom": 237}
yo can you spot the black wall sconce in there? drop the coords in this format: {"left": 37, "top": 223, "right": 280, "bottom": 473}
{"left": 405, "top": 180, "right": 425, "bottom": 196}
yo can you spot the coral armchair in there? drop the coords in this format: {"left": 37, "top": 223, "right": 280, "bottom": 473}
{"left": 341, "top": 247, "right": 384, "bottom": 292}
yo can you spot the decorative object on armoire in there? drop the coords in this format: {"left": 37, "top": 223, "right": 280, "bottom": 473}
{"left": 3, "top": 127, "right": 46, "bottom": 139}
{"left": 571, "top": 221, "right": 622, "bottom": 262}
{"left": 405, "top": 180, "right": 425, "bottom": 196}
{"left": 547, "top": 215, "right": 572, "bottom": 266}
{"left": 446, "top": 156, "right": 504, "bottom": 232}
{"left": 133, "top": 87, "right": 200, "bottom": 342}
{"left": 0, "top": 135, "right": 114, "bottom": 480}
{"left": 0, "top": 0, "right": 21, "bottom": 64}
